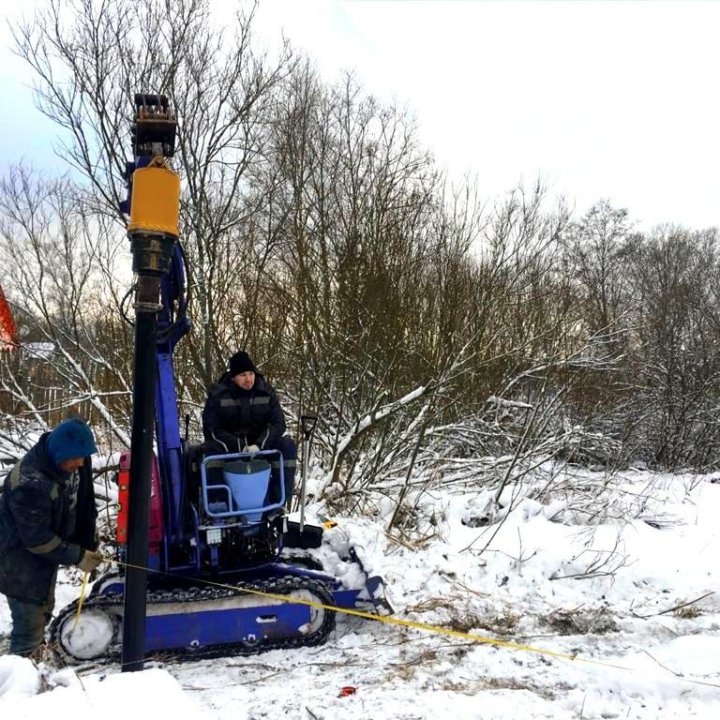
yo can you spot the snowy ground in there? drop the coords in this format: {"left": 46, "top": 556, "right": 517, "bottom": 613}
{"left": 2, "top": 465, "right": 720, "bottom": 719}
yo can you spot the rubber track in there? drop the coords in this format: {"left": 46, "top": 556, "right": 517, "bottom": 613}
{"left": 49, "top": 575, "right": 336, "bottom": 667}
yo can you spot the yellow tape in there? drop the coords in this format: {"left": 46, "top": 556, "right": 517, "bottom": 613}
{"left": 106, "top": 558, "right": 720, "bottom": 690}
{"left": 72, "top": 572, "right": 89, "bottom": 631}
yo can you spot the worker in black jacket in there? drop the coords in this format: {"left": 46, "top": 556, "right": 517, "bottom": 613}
{"left": 0, "top": 418, "right": 102, "bottom": 658}
{"left": 202, "top": 351, "right": 297, "bottom": 504}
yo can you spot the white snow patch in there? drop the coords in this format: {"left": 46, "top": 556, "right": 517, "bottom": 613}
{"left": 2, "top": 467, "right": 720, "bottom": 718}
{"left": 0, "top": 667, "right": 206, "bottom": 720}
{"left": 0, "top": 656, "right": 40, "bottom": 698}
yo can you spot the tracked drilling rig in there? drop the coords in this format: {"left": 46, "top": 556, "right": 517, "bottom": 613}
{"left": 49, "top": 94, "right": 388, "bottom": 668}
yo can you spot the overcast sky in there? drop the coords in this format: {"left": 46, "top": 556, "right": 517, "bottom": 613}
{"left": 2, "top": 0, "right": 719, "bottom": 231}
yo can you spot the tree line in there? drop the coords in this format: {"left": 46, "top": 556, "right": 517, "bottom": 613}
{"left": 1, "top": 0, "right": 719, "bottom": 513}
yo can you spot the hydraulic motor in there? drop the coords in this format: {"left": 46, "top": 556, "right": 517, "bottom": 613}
{"left": 124, "top": 94, "right": 180, "bottom": 308}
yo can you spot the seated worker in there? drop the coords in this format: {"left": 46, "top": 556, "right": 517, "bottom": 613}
{"left": 202, "top": 351, "right": 297, "bottom": 504}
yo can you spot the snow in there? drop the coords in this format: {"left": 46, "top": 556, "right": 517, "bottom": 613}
{"left": 0, "top": 656, "right": 40, "bottom": 698}
{"left": 0, "top": 665, "right": 202, "bottom": 720}
{"left": 2, "top": 466, "right": 720, "bottom": 719}
{"left": 22, "top": 342, "right": 56, "bottom": 360}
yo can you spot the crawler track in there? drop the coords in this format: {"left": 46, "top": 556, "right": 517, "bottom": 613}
{"left": 49, "top": 575, "right": 336, "bottom": 666}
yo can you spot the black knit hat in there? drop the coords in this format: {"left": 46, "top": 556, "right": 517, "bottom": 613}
{"left": 229, "top": 351, "right": 256, "bottom": 376}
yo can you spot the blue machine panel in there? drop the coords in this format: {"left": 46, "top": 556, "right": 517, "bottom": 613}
{"left": 143, "top": 600, "right": 317, "bottom": 651}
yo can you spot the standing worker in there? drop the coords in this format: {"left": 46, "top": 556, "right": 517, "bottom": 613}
{"left": 0, "top": 418, "right": 103, "bottom": 658}
{"left": 202, "top": 351, "right": 297, "bottom": 503}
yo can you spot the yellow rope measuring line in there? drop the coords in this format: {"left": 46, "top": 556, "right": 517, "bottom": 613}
{"left": 72, "top": 572, "right": 90, "bottom": 631}
{"left": 102, "top": 557, "right": 720, "bottom": 690}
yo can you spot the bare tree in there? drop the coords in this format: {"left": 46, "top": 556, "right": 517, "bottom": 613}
{"left": 562, "top": 200, "right": 634, "bottom": 337}
{"left": 13, "top": 0, "right": 295, "bottom": 390}
{"left": 0, "top": 165, "right": 132, "bottom": 448}
{"left": 624, "top": 227, "right": 720, "bottom": 467}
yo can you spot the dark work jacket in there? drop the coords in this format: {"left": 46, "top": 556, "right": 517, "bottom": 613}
{"left": 0, "top": 434, "right": 98, "bottom": 604}
{"left": 202, "top": 372, "right": 286, "bottom": 453}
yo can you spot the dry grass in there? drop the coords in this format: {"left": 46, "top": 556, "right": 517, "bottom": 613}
{"left": 541, "top": 606, "right": 618, "bottom": 635}
{"left": 674, "top": 605, "right": 701, "bottom": 619}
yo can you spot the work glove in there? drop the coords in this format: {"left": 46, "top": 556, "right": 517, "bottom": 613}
{"left": 77, "top": 549, "right": 104, "bottom": 573}
{"left": 244, "top": 444, "right": 260, "bottom": 455}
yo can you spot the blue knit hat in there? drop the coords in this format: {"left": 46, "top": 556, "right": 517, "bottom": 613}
{"left": 47, "top": 418, "right": 98, "bottom": 466}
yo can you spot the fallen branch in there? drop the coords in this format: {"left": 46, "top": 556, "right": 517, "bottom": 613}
{"left": 631, "top": 591, "right": 714, "bottom": 619}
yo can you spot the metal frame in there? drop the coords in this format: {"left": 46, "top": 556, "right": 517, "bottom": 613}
{"left": 200, "top": 450, "right": 286, "bottom": 521}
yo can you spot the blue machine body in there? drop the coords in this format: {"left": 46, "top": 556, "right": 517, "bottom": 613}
{"left": 48, "top": 97, "right": 387, "bottom": 663}
{"left": 104, "top": 202, "right": 374, "bottom": 655}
